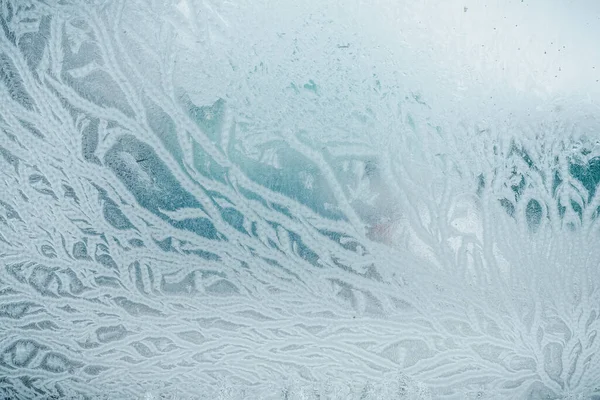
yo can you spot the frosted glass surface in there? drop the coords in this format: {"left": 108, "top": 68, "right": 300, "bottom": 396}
{"left": 2, "top": 0, "right": 600, "bottom": 399}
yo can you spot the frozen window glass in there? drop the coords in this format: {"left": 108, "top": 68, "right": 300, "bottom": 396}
{"left": 1, "top": 0, "right": 600, "bottom": 399}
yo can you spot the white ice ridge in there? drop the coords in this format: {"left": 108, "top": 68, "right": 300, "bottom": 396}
{"left": 1, "top": 0, "right": 600, "bottom": 399}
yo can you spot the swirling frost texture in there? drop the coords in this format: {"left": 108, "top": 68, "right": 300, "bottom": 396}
{"left": 1, "top": 0, "right": 600, "bottom": 399}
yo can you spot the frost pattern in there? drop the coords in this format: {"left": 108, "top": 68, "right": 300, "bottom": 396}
{"left": 1, "top": 0, "right": 600, "bottom": 399}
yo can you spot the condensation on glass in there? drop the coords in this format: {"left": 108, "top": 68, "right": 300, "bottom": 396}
{"left": 1, "top": 0, "right": 600, "bottom": 399}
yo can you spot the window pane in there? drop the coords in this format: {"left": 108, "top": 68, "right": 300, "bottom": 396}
{"left": 1, "top": 0, "right": 600, "bottom": 398}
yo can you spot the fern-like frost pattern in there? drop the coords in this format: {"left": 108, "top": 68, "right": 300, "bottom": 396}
{"left": 1, "top": 0, "right": 600, "bottom": 399}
